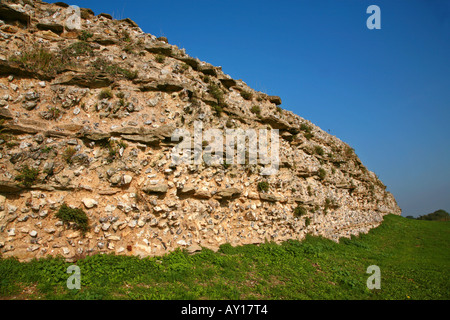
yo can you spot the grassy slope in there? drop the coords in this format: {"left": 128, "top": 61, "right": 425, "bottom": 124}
{"left": 0, "top": 214, "right": 449, "bottom": 300}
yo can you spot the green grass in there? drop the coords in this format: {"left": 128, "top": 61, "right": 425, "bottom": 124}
{"left": 0, "top": 215, "right": 448, "bottom": 300}
{"left": 61, "top": 41, "right": 94, "bottom": 58}
{"left": 9, "top": 45, "right": 68, "bottom": 76}
{"left": 91, "top": 58, "right": 138, "bottom": 80}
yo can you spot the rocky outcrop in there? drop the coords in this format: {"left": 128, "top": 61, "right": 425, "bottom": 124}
{"left": 54, "top": 73, "right": 113, "bottom": 88}
{"left": 0, "top": 0, "right": 400, "bottom": 262}
{"left": 0, "top": 3, "right": 30, "bottom": 26}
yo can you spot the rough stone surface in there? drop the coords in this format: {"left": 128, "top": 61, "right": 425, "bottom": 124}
{"left": 0, "top": 0, "right": 401, "bottom": 262}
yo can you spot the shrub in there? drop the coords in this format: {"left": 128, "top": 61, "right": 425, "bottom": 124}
{"left": 78, "top": 30, "right": 93, "bottom": 41}
{"left": 300, "top": 123, "right": 312, "bottom": 132}
{"left": 344, "top": 146, "right": 355, "bottom": 158}
{"left": 121, "top": 30, "right": 131, "bottom": 42}
{"left": 121, "top": 68, "right": 138, "bottom": 80}
{"left": 116, "top": 92, "right": 125, "bottom": 99}
{"left": 0, "top": 132, "right": 16, "bottom": 148}
{"left": 47, "top": 106, "right": 61, "bottom": 120}
{"left": 417, "top": 209, "right": 450, "bottom": 221}
{"left": 208, "top": 83, "right": 224, "bottom": 105}
{"left": 257, "top": 181, "right": 269, "bottom": 192}
{"left": 318, "top": 168, "right": 326, "bottom": 180}
{"left": 276, "top": 106, "right": 283, "bottom": 113}
{"left": 304, "top": 217, "right": 311, "bottom": 227}
{"left": 108, "top": 147, "right": 118, "bottom": 162}
{"left": 63, "top": 146, "right": 77, "bottom": 164}
{"left": 211, "top": 104, "right": 223, "bottom": 117}
{"left": 180, "top": 63, "right": 190, "bottom": 73}
{"left": 314, "top": 145, "right": 324, "bottom": 156}
{"left": 117, "top": 140, "right": 128, "bottom": 149}
{"left": 294, "top": 206, "right": 307, "bottom": 217}
{"left": 155, "top": 54, "right": 165, "bottom": 63}
{"left": 240, "top": 91, "right": 253, "bottom": 101}
{"left": 300, "top": 124, "right": 314, "bottom": 140}
{"left": 5, "top": 141, "right": 19, "bottom": 148}
{"left": 56, "top": 203, "right": 89, "bottom": 234}
{"left": 99, "top": 88, "right": 113, "bottom": 100}
{"left": 250, "top": 105, "right": 261, "bottom": 115}
{"left": 325, "top": 197, "right": 340, "bottom": 210}
{"left": 41, "top": 146, "right": 53, "bottom": 153}
{"left": 118, "top": 98, "right": 126, "bottom": 107}
{"left": 15, "top": 165, "right": 40, "bottom": 187}
{"left": 123, "top": 44, "right": 135, "bottom": 54}
{"left": 100, "top": 139, "right": 121, "bottom": 163}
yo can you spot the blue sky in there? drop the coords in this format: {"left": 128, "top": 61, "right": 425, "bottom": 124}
{"left": 55, "top": 0, "right": 450, "bottom": 217}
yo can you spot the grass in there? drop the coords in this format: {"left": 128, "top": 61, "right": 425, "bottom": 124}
{"left": 62, "top": 147, "right": 77, "bottom": 164}
{"left": 0, "top": 215, "right": 448, "bottom": 300}
{"left": 61, "top": 41, "right": 94, "bottom": 59}
{"left": 99, "top": 139, "right": 121, "bottom": 163}
{"left": 46, "top": 107, "right": 61, "bottom": 120}
{"left": 98, "top": 88, "right": 113, "bottom": 100}
{"left": 91, "top": 58, "right": 138, "bottom": 80}
{"left": 9, "top": 45, "right": 68, "bottom": 76}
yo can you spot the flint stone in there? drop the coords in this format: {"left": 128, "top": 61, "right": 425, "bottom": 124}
{"left": 82, "top": 198, "right": 98, "bottom": 209}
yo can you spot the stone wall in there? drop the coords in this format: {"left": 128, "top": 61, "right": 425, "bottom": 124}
{"left": 0, "top": 0, "right": 400, "bottom": 261}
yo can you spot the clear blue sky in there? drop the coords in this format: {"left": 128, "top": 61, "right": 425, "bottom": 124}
{"left": 55, "top": 0, "right": 450, "bottom": 217}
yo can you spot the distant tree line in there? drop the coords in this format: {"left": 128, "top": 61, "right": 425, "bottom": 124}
{"left": 406, "top": 209, "right": 449, "bottom": 221}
